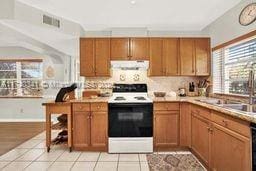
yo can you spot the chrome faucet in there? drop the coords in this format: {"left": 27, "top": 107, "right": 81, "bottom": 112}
{"left": 245, "top": 61, "right": 256, "bottom": 105}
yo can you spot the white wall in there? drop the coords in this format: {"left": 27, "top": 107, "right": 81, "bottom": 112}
{"left": 0, "top": 0, "right": 14, "bottom": 19}
{"left": 0, "top": 46, "right": 69, "bottom": 121}
{"left": 202, "top": 0, "right": 256, "bottom": 47}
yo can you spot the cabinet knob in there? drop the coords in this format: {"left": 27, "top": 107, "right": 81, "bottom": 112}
{"left": 97, "top": 106, "right": 100, "bottom": 109}
{"left": 222, "top": 120, "right": 228, "bottom": 126}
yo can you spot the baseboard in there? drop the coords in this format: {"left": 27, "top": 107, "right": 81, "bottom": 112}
{"left": 0, "top": 119, "right": 45, "bottom": 122}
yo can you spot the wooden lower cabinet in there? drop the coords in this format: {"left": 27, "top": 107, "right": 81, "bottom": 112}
{"left": 91, "top": 112, "right": 108, "bottom": 148}
{"left": 180, "top": 103, "right": 191, "bottom": 147}
{"left": 72, "top": 103, "right": 107, "bottom": 151}
{"left": 191, "top": 113, "right": 211, "bottom": 166}
{"left": 73, "top": 111, "right": 91, "bottom": 148}
{"left": 154, "top": 111, "right": 179, "bottom": 147}
{"left": 211, "top": 123, "right": 251, "bottom": 171}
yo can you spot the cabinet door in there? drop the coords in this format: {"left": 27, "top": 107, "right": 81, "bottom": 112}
{"left": 73, "top": 112, "right": 91, "bottom": 148}
{"left": 191, "top": 113, "right": 210, "bottom": 165}
{"left": 154, "top": 111, "right": 179, "bottom": 147}
{"left": 110, "top": 38, "right": 129, "bottom": 60}
{"left": 180, "top": 38, "right": 195, "bottom": 76}
{"left": 180, "top": 103, "right": 191, "bottom": 147}
{"left": 211, "top": 123, "right": 251, "bottom": 171}
{"left": 163, "top": 38, "right": 180, "bottom": 75}
{"left": 149, "top": 38, "right": 163, "bottom": 76}
{"left": 195, "top": 38, "right": 210, "bottom": 76}
{"left": 95, "top": 38, "right": 110, "bottom": 77}
{"left": 130, "top": 38, "right": 149, "bottom": 60}
{"left": 80, "top": 38, "right": 95, "bottom": 77}
{"left": 91, "top": 112, "right": 107, "bottom": 148}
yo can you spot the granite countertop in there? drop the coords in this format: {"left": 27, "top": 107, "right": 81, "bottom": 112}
{"left": 152, "top": 96, "right": 256, "bottom": 124}
{"left": 70, "top": 97, "right": 110, "bottom": 103}
{"left": 43, "top": 95, "right": 256, "bottom": 123}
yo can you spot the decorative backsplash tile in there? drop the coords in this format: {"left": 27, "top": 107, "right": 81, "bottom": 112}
{"left": 84, "top": 70, "right": 205, "bottom": 95}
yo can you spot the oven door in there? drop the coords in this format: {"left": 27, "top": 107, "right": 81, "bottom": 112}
{"left": 108, "top": 103, "right": 153, "bottom": 137}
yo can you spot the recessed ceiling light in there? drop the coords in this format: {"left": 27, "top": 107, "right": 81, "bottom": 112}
{"left": 130, "top": 0, "right": 136, "bottom": 5}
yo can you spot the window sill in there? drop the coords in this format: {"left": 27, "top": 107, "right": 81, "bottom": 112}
{"left": 0, "top": 96, "right": 43, "bottom": 99}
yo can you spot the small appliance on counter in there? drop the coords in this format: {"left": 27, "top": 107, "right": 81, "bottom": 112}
{"left": 178, "top": 88, "right": 186, "bottom": 97}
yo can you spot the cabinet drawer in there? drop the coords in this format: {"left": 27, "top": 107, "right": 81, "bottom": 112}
{"left": 211, "top": 111, "right": 250, "bottom": 137}
{"left": 191, "top": 105, "right": 211, "bottom": 120}
{"left": 73, "top": 103, "right": 90, "bottom": 112}
{"left": 91, "top": 103, "right": 108, "bottom": 112}
{"left": 154, "top": 102, "right": 180, "bottom": 111}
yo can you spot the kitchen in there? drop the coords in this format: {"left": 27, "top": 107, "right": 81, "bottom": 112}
{"left": 0, "top": 0, "right": 256, "bottom": 171}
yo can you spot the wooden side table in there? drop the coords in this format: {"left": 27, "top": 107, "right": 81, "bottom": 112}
{"left": 42, "top": 102, "right": 72, "bottom": 152}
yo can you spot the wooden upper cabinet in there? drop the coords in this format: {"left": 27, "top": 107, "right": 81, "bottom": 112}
{"left": 130, "top": 38, "right": 149, "bottom": 60}
{"left": 180, "top": 38, "right": 195, "bottom": 76}
{"left": 80, "top": 38, "right": 95, "bottom": 77}
{"left": 91, "top": 112, "right": 107, "bottom": 148}
{"left": 80, "top": 38, "right": 110, "bottom": 77}
{"left": 95, "top": 38, "right": 110, "bottom": 76}
{"left": 110, "top": 38, "right": 129, "bottom": 60}
{"left": 163, "top": 38, "right": 180, "bottom": 75}
{"left": 149, "top": 38, "right": 163, "bottom": 76}
{"left": 195, "top": 38, "right": 210, "bottom": 76}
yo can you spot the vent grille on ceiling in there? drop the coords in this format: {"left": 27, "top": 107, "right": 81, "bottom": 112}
{"left": 43, "top": 15, "right": 60, "bottom": 28}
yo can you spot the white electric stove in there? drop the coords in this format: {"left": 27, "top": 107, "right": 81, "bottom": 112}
{"left": 108, "top": 84, "right": 153, "bottom": 153}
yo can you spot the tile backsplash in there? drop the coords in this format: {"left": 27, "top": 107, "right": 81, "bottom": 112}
{"left": 84, "top": 70, "right": 204, "bottom": 95}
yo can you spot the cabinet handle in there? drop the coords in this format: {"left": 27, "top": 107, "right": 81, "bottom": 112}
{"left": 222, "top": 120, "right": 228, "bottom": 126}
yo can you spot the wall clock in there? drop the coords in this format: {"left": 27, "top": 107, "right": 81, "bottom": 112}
{"left": 239, "top": 2, "right": 256, "bottom": 26}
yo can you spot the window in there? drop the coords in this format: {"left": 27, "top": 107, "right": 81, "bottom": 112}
{"left": 0, "top": 60, "right": 43, "bottom": 97}
{"left": 213, "top": 36, "right": 256, "bottom": 95}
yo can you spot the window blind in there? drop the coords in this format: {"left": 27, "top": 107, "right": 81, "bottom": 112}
{"left": 213, "top": 37, "right": 256, "bottom": 95}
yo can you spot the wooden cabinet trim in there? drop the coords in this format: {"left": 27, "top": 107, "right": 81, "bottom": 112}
{"left": 211, "top": 111, "right": 250, "bottom": 137}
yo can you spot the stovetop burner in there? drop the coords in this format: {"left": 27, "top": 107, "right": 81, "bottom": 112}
{"left": 114, "top": 96, "right": 126, "bottom": 101}
{"left": 134, "top": 96, "right": 146, "bottom": 100}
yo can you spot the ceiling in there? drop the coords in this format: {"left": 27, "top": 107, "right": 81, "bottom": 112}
{"left": 17, "top": 0, "right": 242, "bottom": 31}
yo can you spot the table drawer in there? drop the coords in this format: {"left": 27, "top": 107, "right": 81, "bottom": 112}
{"left": 211, "top": 111, "right": 250, "bottom": 137}
{"left": 191, "top": 105, "right": 211, "bottom": 120}
{"left": 73, "top": 103, "right": 90, "bottom": 112}
{"left": 154, "top": 102, "right": 179, "bottom": 111}
{"left": 91, "top": 102, "right": 108, "bottom": 112}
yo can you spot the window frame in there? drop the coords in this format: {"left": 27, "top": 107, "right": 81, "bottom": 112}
{"left": 212, "top": 31, "right": 256, "bottom": 97}
{"left": 0, "top": 59, "right": 43, "bottom": 98}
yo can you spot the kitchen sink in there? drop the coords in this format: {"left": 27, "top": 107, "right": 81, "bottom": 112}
{"left": 221, "top": 104, "right": 256, "bottom": 114}
{"left": 196, "top": 98, "right": 256, "bottom": 114}
{"left": 195, "top": 98, "right": 240, "bottom": 105}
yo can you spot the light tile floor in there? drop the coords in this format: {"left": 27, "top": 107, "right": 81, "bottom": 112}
{"left": 0, "top": 131, "right": 205, "bottom": 171}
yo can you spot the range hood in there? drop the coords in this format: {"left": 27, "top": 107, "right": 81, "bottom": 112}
{"left": 111, "top": 60, "right": 149, "bottom": 70}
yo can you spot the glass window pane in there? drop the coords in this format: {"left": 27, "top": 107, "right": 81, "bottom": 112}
{"left": 21, "top": 62, "right": 42, "bottom": 79}
{"left": 0, "top": 71, "right": 17, "bottom": 79}
{"left": 0, "top": 61, "right": 16, "bottom": 70}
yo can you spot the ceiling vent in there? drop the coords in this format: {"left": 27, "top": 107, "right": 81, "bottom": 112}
{"left": 43, "top": 15, "right": 60, "bottom": 28}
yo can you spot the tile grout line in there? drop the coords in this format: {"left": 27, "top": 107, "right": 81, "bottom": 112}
{"left": 0, "top": 145, "right": 39, "bottom": 170}
{"left": 93, "top": 152, "right": 101, "bottom": 170}
{"left": 44, "top": 146, "right": 66, "bottom": 170}
{"left": 116, "top": 153, "right": 120, "bottom": 171}
{"left": 138, "top": 154, "right": 142, "bottom": 171}
{"left": 70, "top": 151, "right": 83, "bottom": 170}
